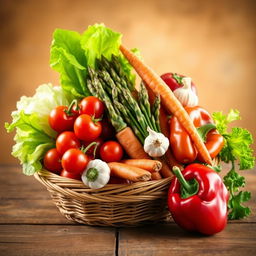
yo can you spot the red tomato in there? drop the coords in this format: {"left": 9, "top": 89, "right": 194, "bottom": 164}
{"left": 56, "top": 131, "right": 81, "bottom": 156}
{"left": 43, "top": 148, "right": 62, "bottom": 174}
{"left": 101, "top": 119, "right": 116, "bottom": 141}
{"left": 80, "top": 96, "right": 104, "bottom": 118}
{"left": 61, "top": 148, "right": 90, "bottom": 174}
{"left": 100, "top": 141, "right": 123, "bottom": 162}
{"left": 60, "top": 169, "right": 81, "bottom": 180}
{"left": 161, "top": 73, "right": 197, "bottom": 95}
{"left": 83, "top": 137, "right": 104, "bottom": 158}
{"left": 74, "top": 114, "right": 102, "bottom": 141}
{"left": 49, "top": 106, "right": 76, "bottom": 133}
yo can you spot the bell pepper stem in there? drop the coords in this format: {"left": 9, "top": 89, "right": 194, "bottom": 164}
{"left": 197, "top": 123, "right": 216, "bottom": 142}
{"left": 172, "top": 166, "right": 194, "bottom": 194}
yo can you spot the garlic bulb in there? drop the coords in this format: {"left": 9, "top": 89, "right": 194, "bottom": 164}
{"left": 82, "top": 159, "right": 110, "bottom": 189}
{"left": 144, "top": 127, "right": 169, "bottom": 157}
{"left": 173, "top": 77, "right": 198, "bottom": 107}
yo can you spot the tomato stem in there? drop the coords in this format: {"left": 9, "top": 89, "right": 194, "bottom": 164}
{"left": 81, "top": 141, "right": 97, "bottom": 155}
{"left": 65, "top": 99, "right": 79, "bottom": 116}
{"left": 172, "top": 73, "right": 184, "bottom": 85}
{"left": 91, "top": 115, "right": 102, "bottom": 124}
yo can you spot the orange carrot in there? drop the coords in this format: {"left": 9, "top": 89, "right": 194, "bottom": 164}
{"left": 164, "top": 150, "right": 183, "bottom": 170}
{"left": 120, "top": 45, "right": 213, "bottom": 165}
{"left": 158, "top": 159, "right": 174, "bottom": 178}
{"left": 116, "top": 127, "right": 161, "bottom": 181}
{"left": 121, "top": 159, "right": 162, "bottom": 172}
{"left": 116, "top": 127, "right": 149, "bottom": 159}
{"left": 151, "top": 171, "right": 162, "bottom": 180}
{"left": 108, "top": 162, "right": 151, "bottom": 182}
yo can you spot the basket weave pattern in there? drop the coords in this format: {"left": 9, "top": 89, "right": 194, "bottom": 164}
{"left": 34, "top": 170, "right": 172, "bottom": 226}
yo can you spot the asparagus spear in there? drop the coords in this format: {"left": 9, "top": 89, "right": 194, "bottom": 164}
{"left": 87, "top": 67, "right": 126, "bottom": 132}
{"left": 111, "top": 54, "right": 134, "bottom": 90}
{"left": 100, "top": 56, "right": 123, "bottom": 85}
{"left": 152, "top": 94, "right": 161, "bottom": 132}
{"left": 87, "top": 78, "right": 98, "bottom": 97}
{"left": 113, "top": 97, "right": 144, "bottom": 143}
{"left": 138, "top": 82, "right": 156, "bottom": 131}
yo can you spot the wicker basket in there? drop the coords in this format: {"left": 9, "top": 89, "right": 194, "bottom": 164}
{"left": 34, "top": 169, "right": 172, "bottom": 226}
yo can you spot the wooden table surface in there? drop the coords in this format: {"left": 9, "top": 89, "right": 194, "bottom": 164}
{"left": 0, "top": 165, "right": 255, "bottom": 256}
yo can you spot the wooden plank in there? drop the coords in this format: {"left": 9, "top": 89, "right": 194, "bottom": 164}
{"left": 0, "top": 198, "right": 70, "bottom": 224}
{"left": 118, "top": 223, "right": 256, "bottom": 256}
{"left": 0, "top": 224, "right": 116, "bottom": 256}
{"left": 0, "top": 166, "right": 255, "bottom": 224}
{"left": 0, "top": 166, "right": 47, "bottom": 199}
{"left": 0, "top": 166, "right": 70, "bottom": 224}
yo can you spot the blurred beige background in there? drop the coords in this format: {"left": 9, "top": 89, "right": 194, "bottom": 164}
{"left": 1, "top": 0, "right": 255, "bottom": 164}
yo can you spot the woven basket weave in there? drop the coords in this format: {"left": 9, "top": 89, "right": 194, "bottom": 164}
{"left": 34, "top": 169, "right": 172, "bottom": 226}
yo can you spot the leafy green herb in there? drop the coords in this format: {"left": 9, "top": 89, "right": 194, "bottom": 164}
{"left": 213, "top": 109, "right": 255, "bottom": 219}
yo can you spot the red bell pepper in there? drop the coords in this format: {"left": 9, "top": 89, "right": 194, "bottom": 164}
{"left": 169, "top": 106, "right": 224, "bottom": 164}
{"left": 168, "top": 163, "right": 229, "bottom": 235}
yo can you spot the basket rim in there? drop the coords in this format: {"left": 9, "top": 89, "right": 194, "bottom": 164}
{"left": 34, "top": 169, "right": 172, "bottom": 203}
{"left": 35, "top": 168, "right": 172, "bottom": 189}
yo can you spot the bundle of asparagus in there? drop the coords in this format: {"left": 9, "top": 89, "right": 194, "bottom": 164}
{"left": 88, "top": 55, "right": 160, "bottom": 144}
{"left": 87, "top": 56, "right": 174, "bottom": 179}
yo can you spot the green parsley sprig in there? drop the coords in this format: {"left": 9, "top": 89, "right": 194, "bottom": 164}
{"left": 212, "top": 109, "right": 255, "bottom": 220}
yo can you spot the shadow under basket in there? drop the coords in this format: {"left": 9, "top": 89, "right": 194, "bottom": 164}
{"left": 34, "top": 169, "right": 172, "bottom": 227}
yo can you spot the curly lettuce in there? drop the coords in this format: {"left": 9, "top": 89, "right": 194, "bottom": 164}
{"left": 5, "top": 84, "right": 72, "bottom": 175}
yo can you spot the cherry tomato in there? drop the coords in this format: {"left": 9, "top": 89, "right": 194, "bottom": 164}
{"left": 101, "top": 119, "right": 116, "bottom": 141}
{"left": 49, "top": 106, "right": 76, "bottom": 133}
{"left": 74, "top": 114, "right": 102, "bottom": 141}
{"left": 61, "top": 148, "right": 90, "bottom": 174}
{"left": 80, "top": 96, "right": 104, "bottom": 118}
{"left": 82, "top": 137, "right": 104, "bottom": 158}
{"left": 56, "top": 131, "right": 81, "bottom": 156}
{"left": 161, "top": 73, "right": 197, "bottom": 95}
{"left": 43, "top": 148, "right": 62, "bottom": 174}
{"left": 100, "top": 141, "right": 123, "bottom": 162}
{"left": 60, "top": 169, "right": 81, "bottom": 180}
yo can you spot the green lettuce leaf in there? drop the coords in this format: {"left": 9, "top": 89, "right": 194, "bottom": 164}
{"left": 50, "top": 29, "right": 89, "bottom": 97}
{"left": 50, "top": 24, "right": 136, "bottom": 97}
{"left": 5, "top": 84, "right": 71, "bottom": 175}
{"left": 81, "top": 24, "right": 121, "bottom": 68}
{"left": 81, "top": 23, "right": 136, "bottom": 85}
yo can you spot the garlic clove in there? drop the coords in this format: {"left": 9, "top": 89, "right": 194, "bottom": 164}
{"left": 173, "top": 77, "right": 198, "bottom": 107}
{"left": 144, "top": 127, "right": 169, "bottom": 157}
